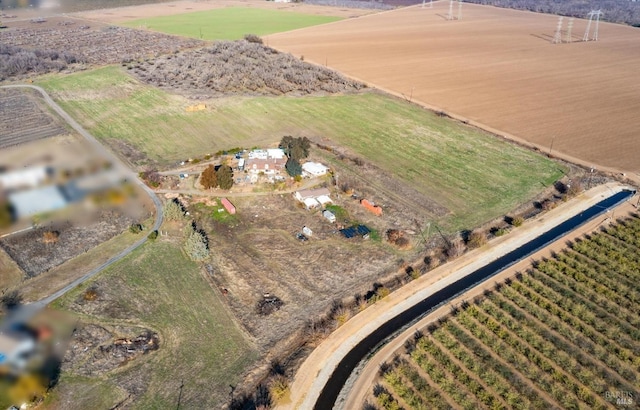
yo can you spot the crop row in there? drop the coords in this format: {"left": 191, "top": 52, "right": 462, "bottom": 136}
{"left": 379, "top": 218, "right": 639, "bottom": 408}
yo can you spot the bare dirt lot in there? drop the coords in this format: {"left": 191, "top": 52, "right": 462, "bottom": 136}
{"left": 0, "top": 17, "right": 202, "bottom": 66}
{"left": 0, "top": 88, "right": 66, "bottom": 148}
{"left": 267, "top": 3, "right": 640, "bottom": 174}
{"left": 75, "top": 0, "right": 378, "bottom": 24}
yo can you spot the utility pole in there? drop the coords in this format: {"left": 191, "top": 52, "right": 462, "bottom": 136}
{"left": 552, "top": 16, "right": 564, "bottom": 44}
{"left": 549, "top": 136, "right": 555, "bottom": 156}
{"left": 565, "top": 18, "right": 574, "bottom": 43}
{"left": 584, "top": 10, "right": 603, "bottom": 41}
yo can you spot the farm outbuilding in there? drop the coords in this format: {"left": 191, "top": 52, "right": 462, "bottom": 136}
{"left": 220, "top": 197, "right": 236, "bottom": 214}
{"left": 296, "top": 187, "right": 332, "bottom": 209}
{"left": 302, "top": 162, "right": 329, "bottom": 177}
{"left": 294, "top": 187, "right": 331, "bottom": 203}
{"left": 322, "top": 210, "right": 336, "bottom": 223}
{"left": 361, "top": 199, "right": 383, "bottom": 216}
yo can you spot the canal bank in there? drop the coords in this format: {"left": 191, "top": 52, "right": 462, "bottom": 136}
{"left": 278, "top": 183, "right": 636, "bottom": 410}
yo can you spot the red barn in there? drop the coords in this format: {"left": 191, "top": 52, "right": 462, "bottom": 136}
{"left": 221, "top": 197, "right": 236, "bottom": 214}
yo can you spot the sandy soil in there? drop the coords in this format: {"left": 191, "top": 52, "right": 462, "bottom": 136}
{"left": 266, "top": 3, "right": 640, "bottom": 175}
{"left": 276, "top": 182, "right": 636, "bottom": 409}
{"left": 74, "top": 0, "right": 378, "bottom": 24}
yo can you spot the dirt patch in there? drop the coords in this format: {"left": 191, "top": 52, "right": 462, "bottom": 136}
{"left": 0, "top": 209, "right": 135, "bottom": 278}
{"left": 0, "top": 88, "right": 67, "bottom": 148}
{"left": 63, "top": 323, "right": 159, "bottom": 377}
{"left": 0, "top": 17, "right": 203, "bottom": 67}
{"left": 105, "top": 138, "right": 152, "bottom": 168}
{"left": 130, "top": 40, "right": 366, "bottom": 98}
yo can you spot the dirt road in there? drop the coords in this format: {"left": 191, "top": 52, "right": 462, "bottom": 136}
{"left": 0, "top": 85, "right": 163, "bottom": 309}
{"left": 277, "top": 183, "right": 636, "bottom": 410}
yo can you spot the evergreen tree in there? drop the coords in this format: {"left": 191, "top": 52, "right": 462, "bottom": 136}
{"left": 216, "top": 165, "right": 234, "bottom": 190}
{"left": 285, "top": 157, "right": 302, "bottom": 177}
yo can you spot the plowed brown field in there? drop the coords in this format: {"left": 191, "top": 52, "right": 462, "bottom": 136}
{"left": 267, "top": 3, "right": 640, "bottom": 174}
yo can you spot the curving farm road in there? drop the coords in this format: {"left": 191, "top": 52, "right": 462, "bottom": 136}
{"left": 0, "top": 84, "right": 163, "bottom": 313}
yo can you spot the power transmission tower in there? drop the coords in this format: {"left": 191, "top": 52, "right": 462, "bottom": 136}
{"left": 565, "top": 17, "right": 574, "bottom": 43}
{"left": 583, "top": 10, "right": 603, "bottom": 41}
{"left": 448, "top": 0, "right": 454, "bottom": 20}
{"left": 422, "top": 0, "right": 433, "bottom": 9}
{"left": 457, "top": 0, "right": 462, "bottom": 20}
{"left": 552, "top": 16, "right": 563, "bottom": 44}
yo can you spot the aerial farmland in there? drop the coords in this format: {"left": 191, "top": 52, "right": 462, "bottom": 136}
{"left": 267, "top": 2, "right": 640, "bottom": 175}
{"left": 0, "top": 1, "right": 637, "bottom": 409}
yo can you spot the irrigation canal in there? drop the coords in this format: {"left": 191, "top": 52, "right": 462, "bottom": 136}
{"left": 316, "top": 188, "right": 635, "bottom": 410}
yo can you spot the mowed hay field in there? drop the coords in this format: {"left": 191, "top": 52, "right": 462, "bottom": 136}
{"left": 36, "top": 66, "right": 562, "bottom": 232}
{"left": 372, "top": 216, "right": 640, "bottom": 409}
{"left": 121, "top": 7, "right": 341, "bottom": 40}
{"left": 266, "top": 3, "right": 640, "bottom": 174}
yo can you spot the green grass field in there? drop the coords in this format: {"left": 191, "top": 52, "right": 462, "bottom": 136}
{"left": 122, "top": 7, "right": 341, "bottom": 40}
{"left": 37, "top": 66, "right": 564, "bottom": 231}
{"left": 48, "top": 239, "right": 257, "bottom": 409}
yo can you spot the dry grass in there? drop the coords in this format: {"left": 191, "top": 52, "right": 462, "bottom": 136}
{"left": 0, "top": 246, "right": 23, "bottom": 291}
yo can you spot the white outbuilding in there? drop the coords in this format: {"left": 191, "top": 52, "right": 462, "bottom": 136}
{"left": 302, "top": 162, "right": 329, "bottom": 177}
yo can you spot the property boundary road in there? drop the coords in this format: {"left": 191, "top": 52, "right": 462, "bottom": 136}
{"left": 0, "top": 85, "right": 163, "bottom": 312}
{"left": 277, "top": 183, "right": 636, "bottom": 410}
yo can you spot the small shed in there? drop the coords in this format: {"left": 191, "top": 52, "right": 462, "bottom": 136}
{"left": 220, "top": 197, "right": 236, "bottom": 214}
{"left": 322, "top": 210, "right": 336, "bottom": 223}
{"left": 361, "top": 199, "right": 383, "bottom": 216}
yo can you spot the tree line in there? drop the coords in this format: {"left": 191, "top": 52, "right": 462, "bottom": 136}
{"left": 463, "top": 0, "right": 640, "bottom": 26}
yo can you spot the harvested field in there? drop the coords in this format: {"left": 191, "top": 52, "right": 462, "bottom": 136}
{"left": 131, "top": 41, "right": 365, "bottom": 98}
{"left": 0, "top": 17, "right": 202, "bottom": 66}
{"left": 122, "top": 7, "right": 341, "bottom": 41}
{"left": 0, "top": 88, "right": 66, "bottom": 148}
{"left": 267, "top": 3, "right": 640, "bottom": 174}
{"left": 370, "top": 215, "right": 640, "bottom": 409}
{"left": 76, "top": 0, "right": 377, "bottom": 24}
{"left": 0, "top": 209, "right": 134, "bottom": 278}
